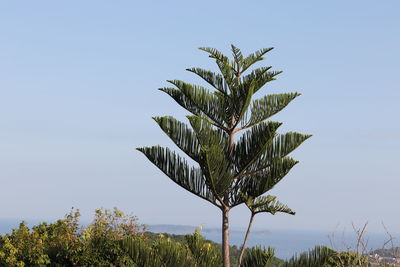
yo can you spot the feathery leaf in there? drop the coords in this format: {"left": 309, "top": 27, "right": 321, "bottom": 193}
{"left": 232, "top": 157, "right": 298, "bottom": 203}
{"left": 186, "top": 67, "right": 228, "bottom": 95}
{"left": 242, "top": 47, "right": 274, "bottom": 72}
{"left": 244, "top": 93, "right": 301, "bottom": 128}
{"left": 231, "top": 44, "right": 243, "bottom": 71}
{"left": 234, "top": 121, "right": 282, "bottom": 176}
{"left": 242, "top": 68, "right": 282, "bottom": 94}
{"left": 204, "top": 144, "right": 233, "bottom": 196}
{"left": 137, "top": 146, "right": 217, "bottom": 205}
{"left": 243, "top": 132, "right": 312, "bottom": 175}
{"left": 167, "top": 80, "right": 227, "bottom": 127}
{"left": 153, "top": 116, "right": 202, "bottom": 163}
{"left": 187, "top": 115, "right": 229, "bottom": 151}
{"left": 241, "top": 246, "right": 275, "bottom": 267}
{"left": 246, "top": 195, "right": 295, "bottom": 215}
{"left": 199, "top": 47, "right": 235, "bottom": 87}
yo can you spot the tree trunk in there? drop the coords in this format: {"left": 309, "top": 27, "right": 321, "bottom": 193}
{"left": 238, "top": 213, "right": 255, "bottom": 266}
{"left": 222, "top": 207, "right": 230, "bottom": 267}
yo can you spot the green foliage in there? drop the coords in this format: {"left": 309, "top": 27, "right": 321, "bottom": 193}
{"left": 120, "top": 237, "right": 158, "bottom": 267}
{"left": 0, "top": 236, "right": 25, "bottom": 267}
{"left": 119, "top": 230, "right": 222, "bottom": 267}
{"left": 185, "top": 230, "right": 222, "bottom": 266}
{"left": 0, "top": 208, "right": 143, "bottom": 266}
{"left": 245, "top": 195, "right": 295, "bottom": 216}
{"left": 2, "top": 209, "right": 373, "bottom": 267}
{"left": 283, "top": 245, "right": 337, "bottom": 267}
{"left": 282, "top": 245, "right": 371, "bottom": 267}
{"left": 79, "top": 208, "right": 140, "bottom": 265}
{"left": 0, "top": 222, "right": 50, "bottom": 266}
{"left": 241, "top": 246, "right": 275, "bottom": 267}
{"left": 142, "top": 231, "right": 243, "bottom": 266}
{"left": 138, "top": 45, "right": 310, "bottom": 210}
{"left": 138, "top": 45, "right": 310, "bottom": 266}
{"left": 331, "top": 251, "right": 370, "bottom": 267}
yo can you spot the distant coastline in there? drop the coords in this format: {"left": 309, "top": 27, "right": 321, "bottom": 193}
{"left": 147, "top": 224, "right": 273, "bottom": 235}
{"left": 1, "top": 219, "right": 399, "bottom": 259}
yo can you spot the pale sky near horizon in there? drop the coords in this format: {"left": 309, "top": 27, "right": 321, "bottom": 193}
{"left": 1, "top": 1, "right": 399, "bottom": 234}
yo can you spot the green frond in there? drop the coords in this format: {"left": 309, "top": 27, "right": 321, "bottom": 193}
{"left": 159, "top": 87, "right": 203, "bottom": 116}
{"left": 234, "top": 157, "right": 298, "bottom": 201}
{"left": 186, "top": 115, "right": 233, "bottom": 197}
{"left": 244, "top": 132, "right": 311, "bottom": 174}
{"left": 186, "top": 67, "right": 228, "bottom": 95}
{"left": 199, "top": 47, "right": 235, "bottom": 86}
{"left": 241, "top": 246, "right": 275, "bottom": 267}
{"left": 121, "top": 233, "right": 222, "bottom": 267}
{"left": 243, "top": 93, "right": 301, "bottom": 128}
{"left": 242, "top": 47, "right": 274, "bottom": 72}
{"left": 167, "top": 80, "right": 227, "bottom": 127}
{"left": 231, "top": 44, "right": 243, "bottom": 70}
{"left": 267, "top": 132, "right": 312, "bottom": 158}
{"left": 233, "top": 80, "right": 255, "bottom": 126}
{"left": 283, "top": 246, "right": 336, "bottom": 267}
{"left": 159, "top": 85, "right": 226, "bottom": 128}
{"left": 216, "top": 60, "right": 235, "bottom": 88}
{"left": 242, "top": 66, "right": 272, "bottom": 82}
{"left": 120, "top": 237, "right": 162, "bottom": 267}
{"left": 137, "top": 146, "right": 217, "bottom": 205}
{"left": 204, "top": 144, "right": 233, "bottom": 196}
{"left": 153, "top": 116, "right": 202, "bottom": 163}
{"left": 246, "top": 195, "right": 295, "bottom": 215}
{"left": 199, "top": 47, "right": 231, "bottom": 63}
{"left": 187, "top": 115, "right": 229, "bottom": 151}
{"left": 233, "top": 121, "right": 282, "bottom": 176}
{"left": 241, "top": 68, "right": 282, "bottom": 94}
{"left": 152, "top": 237, "right": 196, "bottom": 267}
{"left": 246, "top": 194, "right": 276, "bottom": 207}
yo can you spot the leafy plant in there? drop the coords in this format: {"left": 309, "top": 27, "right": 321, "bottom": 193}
{"left": 120, "top": 230, "right": 222, "bottom": 267}
{"left": 283, "top": 245, "right": 336, "bottom": 267}
{"left": 241, "top": 246, "right": 275, "bottom": 267}
{"left": 0, "top": 208, "right": 143, "bottom": 266}
{"left": 185, "top": 230, "right": 222, "bottom": 267}
{"left": 0, "top": 222, "right": 50, "bottom": 266}
{"left": 238, "top": 195, "right": 295, "bottom": 266}
{"left": 138, "top": 45, "right": 310, "bottom": 266}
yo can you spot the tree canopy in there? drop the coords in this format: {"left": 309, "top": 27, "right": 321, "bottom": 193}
{"left": 138, "top": 45, "right": 311, "bottom": 266}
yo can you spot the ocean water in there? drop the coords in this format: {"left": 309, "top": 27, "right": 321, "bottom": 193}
{"left": 1, "top": 220, "right": 398, "bottom": 259}
{"left": 147, "top": 227, "right": 333, "bottom": 259}
{"left": 148, "top": 226, "right": 400, "bottom": 259}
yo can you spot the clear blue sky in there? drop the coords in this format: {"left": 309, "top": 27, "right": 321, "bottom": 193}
{"left": 1, "top": 1, "right": 399, "bottom": 233}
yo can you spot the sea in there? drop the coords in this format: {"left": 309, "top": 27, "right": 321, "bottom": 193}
{"left": 1, "top": 220, "right": 398, "bottom": 259}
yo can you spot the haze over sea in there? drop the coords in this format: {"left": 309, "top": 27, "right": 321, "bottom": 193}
{"left": 148, "top": 225, "right": 400, "bottom": 259}
{"left": 1, "top": 220, "right": 398, "bottom": 259}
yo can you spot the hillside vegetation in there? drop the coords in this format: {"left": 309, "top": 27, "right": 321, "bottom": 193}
{"left": 2, "top": 208, "right": 393, "bottom": 267}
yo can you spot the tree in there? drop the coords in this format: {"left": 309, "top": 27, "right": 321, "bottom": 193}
{"left": 238, "top": 195, "right": 295, "bottom": 266}
{"left": 137, "top": 45, "right": 311, "bottom": 267}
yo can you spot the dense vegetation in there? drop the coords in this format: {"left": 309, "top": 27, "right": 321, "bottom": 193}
{"left": 0, "top": 208, "right": 141, "bottom": 266}
{"left": 0, "top": 208, "right": 281, "bottom": 266}
{"left": 0, "top": 209, "right": 378, "bottom": 267}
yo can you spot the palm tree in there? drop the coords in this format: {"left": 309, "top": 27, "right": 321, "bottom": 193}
{"left": 137, "top": 45, "right": 311, "bottom": 267}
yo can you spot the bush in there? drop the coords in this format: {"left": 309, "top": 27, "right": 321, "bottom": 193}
{"left": 119, "top": 230, "right": 221, "bottom": 267}
{"left": 0, "top": 208, "right": 143, "bottom": 266}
